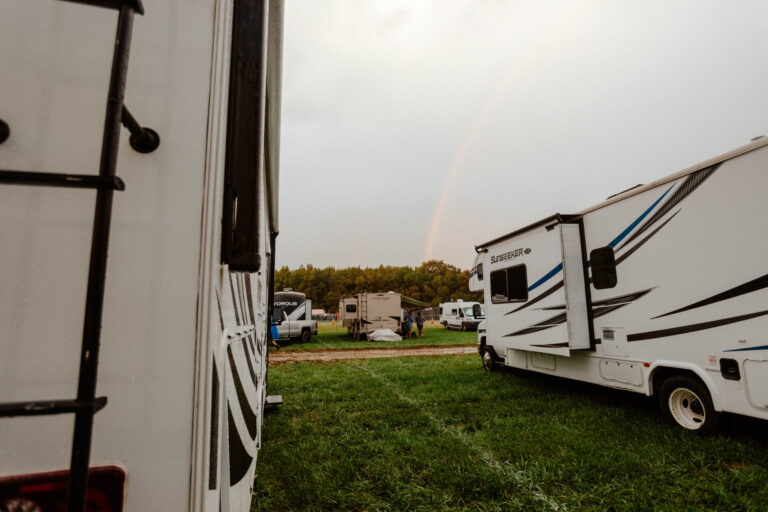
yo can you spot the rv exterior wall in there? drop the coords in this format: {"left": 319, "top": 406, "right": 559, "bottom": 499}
{"left": 475, "top": 142, "right": 768, "bottom": 424}
{"left": 0, "top": 0, "right": 281, "bottom": 510}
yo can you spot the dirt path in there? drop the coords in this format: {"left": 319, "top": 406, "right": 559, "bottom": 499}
{"left": 269, "top": 345, "right": 477, "bottom": 364}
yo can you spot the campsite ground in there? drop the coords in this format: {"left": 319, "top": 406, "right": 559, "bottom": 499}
{"left": 271, "top": 321, "right": 477, "bottom": 351}
{"left": 254, "top": 332, "right": 768, "bottom": 511}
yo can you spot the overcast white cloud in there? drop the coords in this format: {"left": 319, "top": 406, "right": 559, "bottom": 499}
{"left": 277, "top": 0, "right": 768, "bottom": 270}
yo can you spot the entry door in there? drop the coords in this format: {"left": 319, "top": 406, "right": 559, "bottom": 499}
{"left": 559, "top": 223, "right": 591, "bottom": 350}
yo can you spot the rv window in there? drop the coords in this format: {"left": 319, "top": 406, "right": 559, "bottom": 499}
{"left": 491, "top": 265, "right": 528, "bottom": 303}
{"left": 346, "top": 304, "right": 357, "bottom": 313}
{"left": 591, "top": 246, "right": 617, "bottom": 289}
{"left": 451, "top": 309, "right": 458, "bottom": 315}
{"left": 477, "top": 263, "right": 484, "bottom": 280}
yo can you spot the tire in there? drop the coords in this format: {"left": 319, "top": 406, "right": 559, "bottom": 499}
{"left": 460, "top": 323, "right": 466, "bottom": 331}
{"left": 300, "top": 330, "right": 311, "bottom": 343}
{"left": 481, "top": 346, "right": 496, "bottom": 371}
{"left": 659, "top": 375, "right": 720, "bottom": 433}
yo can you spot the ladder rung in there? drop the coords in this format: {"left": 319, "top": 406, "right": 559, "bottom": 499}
{"left": 59, "top": 0, "right": 144, "bottom": 15}
{"left": 0, "top": 170, "right": 125, "bottom": 191}
{"left": 0, "top": 397, "right": 107, "bottom": 418}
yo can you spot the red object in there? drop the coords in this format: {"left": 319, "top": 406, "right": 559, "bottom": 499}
{"left": 0, "top": 466, "right": 125, "bottom": 512}
{"left": 643, "top": 362, "right": 651, "bottom": 367}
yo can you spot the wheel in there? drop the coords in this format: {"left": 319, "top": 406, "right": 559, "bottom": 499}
{"left": 460, "top": 323, "right": 466, "bottom": 331}
{"left": 481, "top": 346, "right": 496, "bottom": 371}
{"left": 442, "top": 321, "right": 448, "bottom": 328}
{"left": 659, "top": 375, "right": 720, "bottom": 433}
{"left": 300, "top": 330, "right": 311, "bottom": 343}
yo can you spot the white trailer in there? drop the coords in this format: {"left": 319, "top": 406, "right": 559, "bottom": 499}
{"left": 0, "top": 0, "right": 283, "bottom": 510}
{"left": 470, "top": 138, "right": 768, "bottom": 433}
{"left": 439, "top": 300, "right": 485, "bottom": 331}
{"left": 339, "top": 292, "right": 402, "bottom": 340}
{"left": 273, "top": 290, "right": 318, "bottom": 343}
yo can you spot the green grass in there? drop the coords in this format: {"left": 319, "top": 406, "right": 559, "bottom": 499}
{"left": 272, "top": 322, "right": 476, "bottom": 351}
{"left": 253, "top": 355, "right": 768, "bottom": 512}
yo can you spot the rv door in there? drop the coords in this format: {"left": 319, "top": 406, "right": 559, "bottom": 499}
{"left": 559, "top": 222, "right": 592, "bottom": 350}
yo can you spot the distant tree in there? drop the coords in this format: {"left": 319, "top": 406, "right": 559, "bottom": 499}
{"left": 273, "top": 260, "right": 481, "bottom": 312}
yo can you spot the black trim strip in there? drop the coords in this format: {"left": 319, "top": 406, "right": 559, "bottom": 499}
{"left": 506, "top": 282, "right": 564, "bottom": 315}
{"left": 627, "top": 310, "right": 768, "bottom": 341}
{"left": 241, "top": 338, "right": 258, "bottom": 387}
{"left": 227, "top": 346, "right": 257, "bottom": 440}
{"left": 653, "top": 273, "right": 768, "bottom": 319}
{"left": 227, "top": 405, "right": 253, "bottom": 486}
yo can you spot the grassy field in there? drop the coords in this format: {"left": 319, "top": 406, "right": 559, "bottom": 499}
{"left": 272, "top": 322, "right": 476, "bottom": 351}
{"left": 253, "top": 355, "right": 768, "bottom": 512}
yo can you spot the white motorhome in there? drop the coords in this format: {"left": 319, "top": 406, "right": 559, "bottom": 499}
{"left": 439, "top": 300, "right": 485, "bottom": 331}
{"left": 272, "top": 290, "right": 318, "bottom": 343}
{"left": 470, "top": 138, "right": 768, "bottom": 433}
{"left": 339, "top": 292, "right": 402, "bottom": 340}
{"left": 0, "top": 0, "right": 283, "bottom": 510}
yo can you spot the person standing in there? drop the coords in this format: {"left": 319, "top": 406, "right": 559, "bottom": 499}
{"left": 405, "top": 312, "right": 414, "bottom": 339}
{"left": 416, "top": 311, "right": 425, "bottom": 337}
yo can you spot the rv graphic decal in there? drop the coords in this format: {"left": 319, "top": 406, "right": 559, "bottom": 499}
{"left": 653, "top": 272, "right": 768, "bottom": 319}
{"left": 503, "top": 289, "right": 653, "bottom": 337}
{"left": 724, "top": 343, "right": 768, "bottom": 352}
{"left": 228, "top": 405, "right": 253, "bottom": 485}
{"left": 505, "top": 164, "right": 720, "bottom": 317}
{"left": 626, "top": 310, "right": 768, "bottom": 342}
{"left": 617, "top": 164, "right": 720, "bottom": 250}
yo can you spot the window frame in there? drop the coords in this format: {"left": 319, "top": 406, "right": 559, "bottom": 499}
{"left": 490, "top": 264, "right": 529, "bottom": 304}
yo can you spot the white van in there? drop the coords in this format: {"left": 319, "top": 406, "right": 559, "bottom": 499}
{"left": 439, "top": 301, "right": 485, "bottom": 331}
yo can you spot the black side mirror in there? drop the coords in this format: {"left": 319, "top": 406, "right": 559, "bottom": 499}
{"left": 591, "top": 246, "right": 617, "bottom": 289}
{"left": 472, "top": 304, "right": 483, "bottom": 317}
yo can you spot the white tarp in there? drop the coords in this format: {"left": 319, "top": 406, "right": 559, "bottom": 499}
{"left": 369, "top": 329, "right": 402, "bottom": 341}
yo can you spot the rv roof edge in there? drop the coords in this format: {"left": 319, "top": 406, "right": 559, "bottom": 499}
{"left": 474, "top": 136, "right": 768, "bottom": 251}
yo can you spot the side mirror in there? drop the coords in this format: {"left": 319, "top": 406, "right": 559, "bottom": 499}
{"left": 472, "top": 304, "right": 483, "bottom": 317}
{"left": 591, "top": 246, "right": 617, "bottom": 289}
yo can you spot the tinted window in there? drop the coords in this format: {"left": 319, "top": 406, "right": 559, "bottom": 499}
{"left": 345, "top": 304, "right": 357, "bottom": 313}
{"left": 491, "top": 265, "right": 528, "bottom": 303}
{"left": 477, "top": 263, "right": 484, "bottom": 280}
{"left": 591, "top": 246, "right": 617, "bottom": 289}
{"left": 507, "top": 264, "right": 528, "bottom": 301}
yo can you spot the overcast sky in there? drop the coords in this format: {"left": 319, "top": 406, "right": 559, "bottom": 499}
{"left": 277, "top": 0, "right": 768, "bottom": 270}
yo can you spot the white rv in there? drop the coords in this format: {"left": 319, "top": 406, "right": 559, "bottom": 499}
{"left": 273, "top": 290, "right": 318, "bottom": 343}
{"left": 0, "top": 0, "right": 283, "bottom": 510}
{"left": 339, "top": 292, "right": 402, "bottom": 340}
{"left": 439, "top": 300, "right": 485, "bottom": 331}
{"left": 470, "top": 138, "right": 768, "bottom": 433}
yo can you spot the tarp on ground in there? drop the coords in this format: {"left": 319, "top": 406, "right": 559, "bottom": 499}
{"left": 369, "top": 329, "right": 402, "bottom": 341}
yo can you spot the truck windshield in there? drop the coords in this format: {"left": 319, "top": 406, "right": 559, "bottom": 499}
{"left": 464, "top": 306, "right": 483, "bottom": 317}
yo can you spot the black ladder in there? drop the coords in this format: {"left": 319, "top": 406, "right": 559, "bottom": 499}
{"left": 0, "top": 1, "right": 159, "bottom": 511}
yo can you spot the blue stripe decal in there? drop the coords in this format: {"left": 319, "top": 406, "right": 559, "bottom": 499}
{"left": 521, "top": 184, "right": 674, "bottom": 294}
{"left": 528, "top": 263, "right": 563, "bottom": 292}
{"left": 724, "top": 344, "right": 768, "bottom": 353}
{"left": 608, "top": 184, "right": 674, "bottom": 248}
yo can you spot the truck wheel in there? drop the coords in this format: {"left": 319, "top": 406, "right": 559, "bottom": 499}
{"left": 481, "top": 347, "right": 496, "bottom": 371}
{"left": 659, "top": 375, "right": 720, "bottom": 433}
{"left": 300, "top": 330, "right": 311, "bottom": 343}
{"left": 460, "top": 323, "right": 466, "bottom": 331}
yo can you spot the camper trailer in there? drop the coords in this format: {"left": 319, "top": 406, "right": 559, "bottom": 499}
{"left": 272, "top": 290, "right": 318, "bottom": 343}
{"left": 439, "top": 300, "right": 485, "bottom": 331}
{"left": 0, "top": 0, "right": 283, "bottom": 510}
{"left": 470, "top": 138, "right": 768, "bottom": 433}
{"left": 339, "top": 292, "right": 402, "bottom": 340}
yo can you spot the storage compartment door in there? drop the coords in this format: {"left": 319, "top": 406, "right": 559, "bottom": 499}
{"left": 559, "top": 223, "right": 591, "bottom": 349}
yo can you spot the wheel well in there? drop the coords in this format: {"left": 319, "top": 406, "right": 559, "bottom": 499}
{"left": 301, "top": 326, "right": 311, "bottom": 333}
{"left": 650, "top": 367, "right": 704, "bottom": 396}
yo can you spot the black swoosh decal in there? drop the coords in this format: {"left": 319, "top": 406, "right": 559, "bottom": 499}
{"left": 504, "top": 289, "right": 653, "bottom": 336}
{"left": 228, "top": 405, "right": 253, "bottom": 486}
{"left": 618, "top": 164, "right": 719, "bottom": 250}
{"left": 506, "top": 282, "right": 564, "bottom": 315}
{"left": 531, "top": 342, "right": 569, "bottom": 348}
{"left": 627, "top": 310, "right": 768, "bottom": 341}
{"left": 653, "top": 273, "right": 768, "bottom": 319}
{"left": 227, "top": 346, "right": 258, "bottom": 440}
{"left": 615, "top": 210, "right": 681, "bottom": 265}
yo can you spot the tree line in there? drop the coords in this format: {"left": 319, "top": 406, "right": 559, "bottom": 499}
{"left": 274, "top": 260, "right": 482, "bottom": 312}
